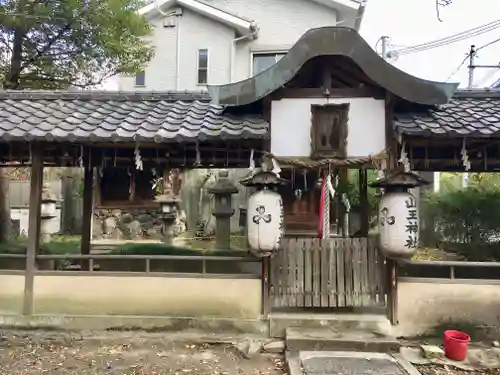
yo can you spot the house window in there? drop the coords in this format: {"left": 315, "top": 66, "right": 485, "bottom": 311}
{"left": 197, "top": 48, "right": 209, "bottom": 85}
{"left": 310, "top": 104, "right": 349, "bottom": 159}
{"left": 99, "top": 167, "right": 155, "bottom": 206}
{"left": 135, "top": 71, "right": 146, "bottom": 86}
{"left": 252, "top": 52, "right": 286, "bottom": 75}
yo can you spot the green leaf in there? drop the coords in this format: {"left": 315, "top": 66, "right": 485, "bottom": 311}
{"left": 0, "top": 0, "right": 153, "bottom": 89}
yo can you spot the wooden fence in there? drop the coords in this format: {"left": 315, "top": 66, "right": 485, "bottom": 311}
{"left": 270, "top": 237, "right": 386, "bottom": 309}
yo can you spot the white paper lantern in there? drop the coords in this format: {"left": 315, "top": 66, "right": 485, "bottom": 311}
{"left": 247, "top": 189, "right": 284, "bottom": 256}
{"left": 378, "top": 191, "right": 419, "bottom": 259}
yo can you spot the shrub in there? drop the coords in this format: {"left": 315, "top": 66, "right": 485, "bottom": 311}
{"left": 0, "top": 235, "right": 80, "bottom": 255}
{"left": 423, "top": 185, "right": 500, "bottom": 261}
{"left": 110, "top": 243, "right": 244, "bottom": 257}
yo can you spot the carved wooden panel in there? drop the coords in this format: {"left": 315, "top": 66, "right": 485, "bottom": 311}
{"left": 310, "top": 103, "right": 349, "bottom": 159}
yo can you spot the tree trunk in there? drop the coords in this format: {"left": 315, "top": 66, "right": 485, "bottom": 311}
{"left": 5, "top": 25, "right": 24, "bottom": 89}
{"left": 0, "top": 13, "right": 26, "bottom": 242}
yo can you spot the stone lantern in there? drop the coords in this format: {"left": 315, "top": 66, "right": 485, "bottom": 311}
{"left": 207, "top": 170, "right": 238, "bottom": 249}
{"left": 40, "top": 183, "right": 57, "bottom": 243}
{"left": 155, "top": 182, "right": 180, "bottom": 245}
{"left": 240, "top": 168, "right": 288, "bottom": 257}
{"left": 370, "top": 171, "right": 429, "bottom": 259}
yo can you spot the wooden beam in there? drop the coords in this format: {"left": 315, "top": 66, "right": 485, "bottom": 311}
{"left": 80, "top": 150, "right": 94, "bottom": 270}
{"left": 359, "top": 169, "right": 369, "bottom": 237}
{"left": 276, "top": 87, "right": 384, "bottom": 99}
{"left": 23, "top": 144, "right": 43, "bottom": 316}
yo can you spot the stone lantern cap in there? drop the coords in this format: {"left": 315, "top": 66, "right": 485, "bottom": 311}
{"left": 207, "top": 171, "right": 238, "bottom": 195}
{"left": 155, "top": 190, "right": 180, "bottom": 204}
{"left": 239, "top": 168, "right": 288, "bottom": 187}
{"left": 155, "top": 179, "right": 180, "bottom": 204}
{"left": 41, "top": 183, "right": 58, "bottom": 202}
{"left": 370, "top": 171, "right": 429, "bottom": 189}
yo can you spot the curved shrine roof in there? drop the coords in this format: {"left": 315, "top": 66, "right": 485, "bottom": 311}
{"left": 208, "top": 27, "right": 459, "bottom": 106}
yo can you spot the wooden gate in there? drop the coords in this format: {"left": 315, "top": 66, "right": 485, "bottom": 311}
{"left": 270, "top": 237, "right": 386, "bottom": 308}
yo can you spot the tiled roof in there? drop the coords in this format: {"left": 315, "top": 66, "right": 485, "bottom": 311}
{"left": 0, "top": 91, "right": 269, "bottom": 143}
{"left": 394, "top": 90, "right": 500, "bottom": 138}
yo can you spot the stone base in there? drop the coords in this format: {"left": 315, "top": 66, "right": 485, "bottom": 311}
{"left": 0, "top": 314, "right": 267, "bottom": 335}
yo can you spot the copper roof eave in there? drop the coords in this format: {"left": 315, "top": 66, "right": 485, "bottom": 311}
{"left": 208, "top": 27, "right": 459, "bottom": 106}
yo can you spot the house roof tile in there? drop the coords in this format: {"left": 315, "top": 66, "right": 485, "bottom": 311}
{"left": 0, "top": 90, "right": 269, "bottom": 143}
{"left": 394, "top": 90, "right": 500, "bottom": 138}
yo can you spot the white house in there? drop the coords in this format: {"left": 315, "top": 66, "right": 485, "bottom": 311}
{"left": 118, "top": 0, "right": 367, "bottom": 91}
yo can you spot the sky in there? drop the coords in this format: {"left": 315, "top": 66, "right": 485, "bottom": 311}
{"left": 359, "top": 0, "right": 500, "bottom": 88}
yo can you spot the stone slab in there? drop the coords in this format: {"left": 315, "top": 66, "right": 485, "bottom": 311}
{"left": 286, "top": 327, "right": 400, "bottom": 353}
{"left": 291, "top": 351, "right": 421, "bottom": 375}
{"left": 270, "top": 312, "right": 392, "bottom": 338}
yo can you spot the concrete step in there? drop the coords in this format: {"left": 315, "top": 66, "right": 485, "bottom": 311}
{"left": 270, "top": 312, "right": 392, "bottom": 338}
{"left": 286, "top": 327, "right": 400, "bottom": 353}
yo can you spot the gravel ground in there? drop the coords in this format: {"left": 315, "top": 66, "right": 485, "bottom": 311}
{"left": 0, "top": 331, "right": 286, "bottom": 375}
{"left": 416, "top": 365, "right": 500, "bottom": 375}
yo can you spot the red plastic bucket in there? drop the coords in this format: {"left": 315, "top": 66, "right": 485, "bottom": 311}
{"left": 443, "top": 330, "right": 470, "bottom": 361}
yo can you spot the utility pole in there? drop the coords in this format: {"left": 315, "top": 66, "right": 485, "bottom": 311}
{"left": 462, "top": 45, "right": 476, "bottom": 188}
{"left": 381, "top": 36, "right": 390, "bottom": 60}
{"left": 467, "top": 45, "right": 476, "bottom": 89}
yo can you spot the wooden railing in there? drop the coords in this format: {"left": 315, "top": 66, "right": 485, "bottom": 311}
{"left": 0, "top": 253, "right": 262, "bottom": 278}
{"left": 270, "top": 237, "right": 386, "bottom": 308}
{"left": 398, "top": 259, "right": 500, "bottom": 284}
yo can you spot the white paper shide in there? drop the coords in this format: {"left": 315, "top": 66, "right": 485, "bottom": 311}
{"left": 378, "top": 191, "right": 419, "bottom": 259}
{"left": 247, "top": 189, "right": 284, "bottom": 256}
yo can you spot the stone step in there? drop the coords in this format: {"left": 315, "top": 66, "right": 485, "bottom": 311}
{"left": 270, "top": 312, "right": 392, "bottom": 338}
{"left": 286, "top": 327, "right": 400, "bottom": 353}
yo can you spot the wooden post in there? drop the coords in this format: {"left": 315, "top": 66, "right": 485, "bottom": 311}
{"left": 384, "top": 92, "right": 399, "bottom": 325}
{"left": 80, "top": 149, "right": 93, "bottom": 270}
{"left": 262, "top": 257, "right": 270, "bottom": 318}
{"left": 23, "top": 144, "right": 44, "bottom": 316}
{"left": 359, "top": 169, "right": 369, "bottom": 237}
{"left": 386, "top": 258, "right": 398, "bottom": 324}
{"left": 338, "top": 168, "right": 348, "bottom": 237}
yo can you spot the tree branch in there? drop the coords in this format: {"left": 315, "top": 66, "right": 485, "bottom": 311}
{"left": 21, "top": 23, "right": 72, "bottom": 70}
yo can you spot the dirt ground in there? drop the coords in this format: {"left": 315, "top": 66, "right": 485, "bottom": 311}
{"left": 0, "top": 331, "right": 286, "bottom": 375}
{"left": 416, "top": 365, "right": 500, "bottom": 375}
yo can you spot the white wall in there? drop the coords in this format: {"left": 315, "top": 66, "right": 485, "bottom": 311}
{"left": 219, "top": 0, "right": 339, "bottom": 82}
{"left": 270, "top": 98, "right": 386, "bottom": 158}
{"left": 119, "top": 0, "right": 340, "bottom": 90}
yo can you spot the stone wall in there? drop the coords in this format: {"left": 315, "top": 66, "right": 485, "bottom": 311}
{"left": 395, "top": 281, "right": 500, "bottom": 338}
{"left": 0, "top": 274, "right": 262, "bottom": 319}
{"left": 92, "top": 207, "right": 186, "bottom": 240}
{"left": 91, "top": 168, "right": 249, "bottom": 241}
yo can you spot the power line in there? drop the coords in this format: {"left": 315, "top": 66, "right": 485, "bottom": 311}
{"left": 476, "top": 37, "right": 500, "bottom": 52}
{"left": 445, "top": 54, "right": 470, "bottom": 82}
{"left": 395, "top": 19, "right": 500, "bottom": 54}
{"left": 397, "top": 24, "right": 500, "bottom": 56}
{"left": 390, "top": 19, "right": 500, "bottom": 57}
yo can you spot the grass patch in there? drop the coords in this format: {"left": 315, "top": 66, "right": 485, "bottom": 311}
{"left": 110, "top": 243, "right": 249, "bottom": 257}
{"left": 0, "top": 235, "right": 81, "bottom": 255}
